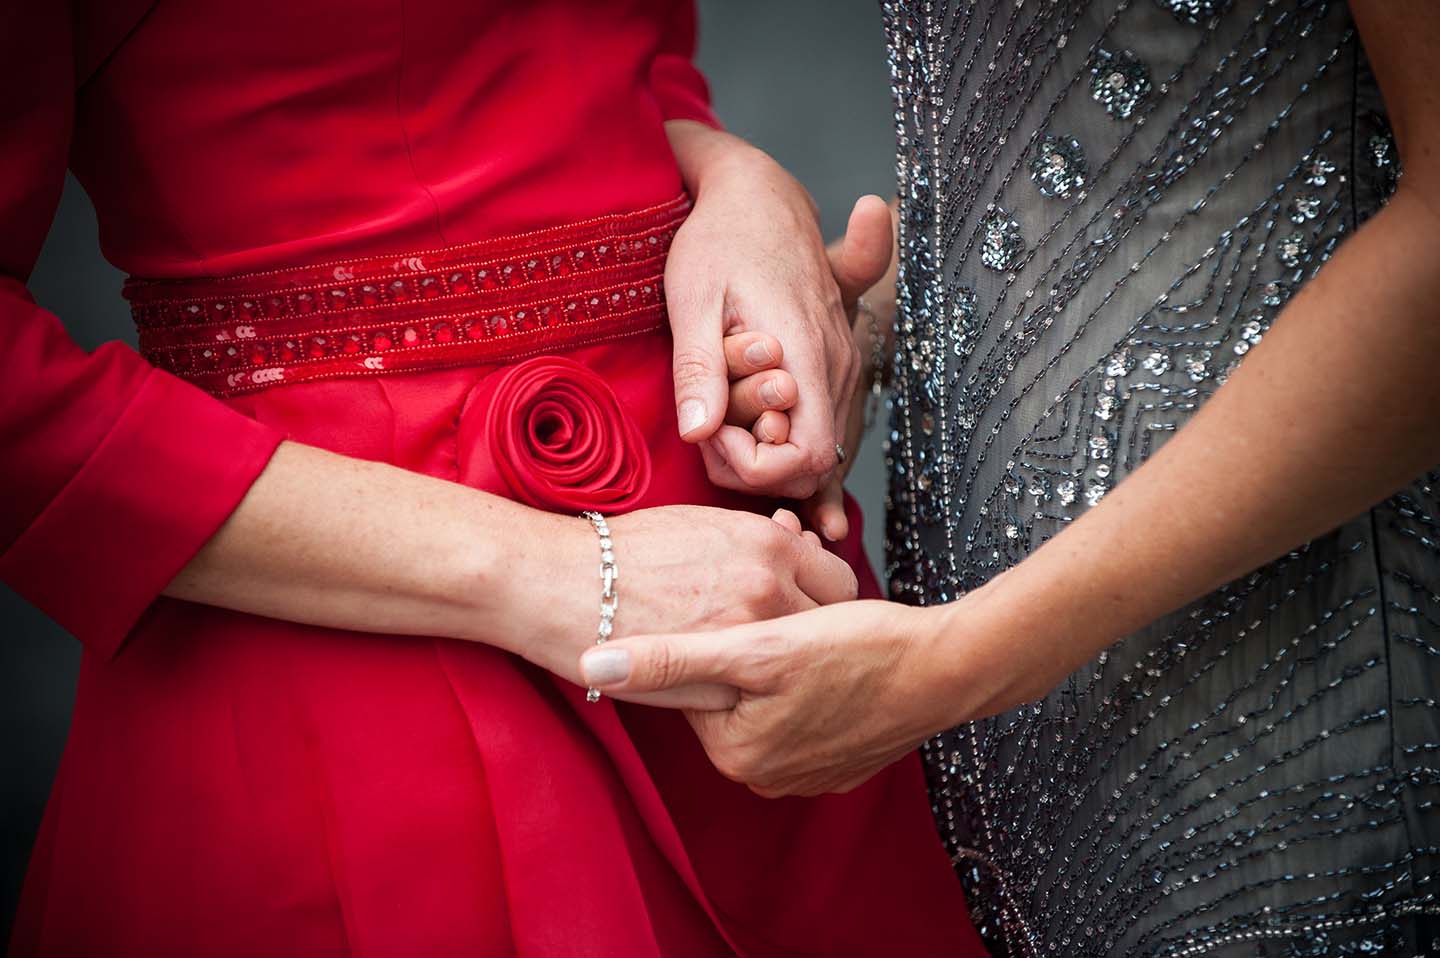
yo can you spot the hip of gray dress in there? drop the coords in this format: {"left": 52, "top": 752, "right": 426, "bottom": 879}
{"left": 880, "top": 0, "right": 1440, "bottom": 954}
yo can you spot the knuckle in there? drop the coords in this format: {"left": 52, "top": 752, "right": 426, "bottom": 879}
{"left": 779, "top": 475, "right": 820, "bottom": 500}
{"left": 807, "top": 446, "right": 838, "bottom": 476}
{"left": 672, "top": 348, "right": 718, "bottom": 389}
{"left": 759, "top": 522, "right": 791, "bottom": 554}
{"left": 743, "top": 567, "right": 785, "bottom": 608}
{"left": 733, "top": 746, "right": 765, "bottom": 783}
{"left": 666, "top": 276, "right": 720, "bottom": 317}
{"left": 713, "top": 748, "right": 751, "bottom": 784}
{"left": 646, "top": 642, "right": 680, "bottom": 689}
{"left": 705, "top": 464, "right": 748, "bottom": 494}
{"left": 792, "top": 321, "right": 826, "bottom": 360}
{"left": 845, "top": 342, "right": 863, "bottom": 385}
{"left": 733, "top": 636, "right": 785, "bottom": 684}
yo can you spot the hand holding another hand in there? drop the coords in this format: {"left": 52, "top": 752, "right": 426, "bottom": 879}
{"left": 578, "top": 581, "right": 1073, "bottom": 798}
{"left": 664, "top": 121, "right": 890, "bottom": 539}
{"left": 580, "top": 600, "right": 946, "bottom": 796}
{"left": 518, "top": 505, "right": 858, "bottom": 714}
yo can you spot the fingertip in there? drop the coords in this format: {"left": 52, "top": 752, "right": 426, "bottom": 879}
{"left": 753, "top": 409, "right": 791, "bottom": 445}
{"left": 757, "top": 370, "right": 796, "bottom": 411}
{"left": 678, "top": 397, "right": 718, "bottom": 441}
{"left": 581, "top": 646, "right": 632, "bottom": 688}
{"left": 746, "top": 332, "right": 783, "bottom": 368}
{"left": 852, "top": 193, "right": 891, "bottom": 219}
{"left": 724, "top": 330, "right": 785, "bottom": 376}
{"left": 764, "top": 334, "right": 784, "bottom": 364}
{"left": 840, "top": 196, "right": 895, "bottom": 290}
{"left": 771, "top": 508, "right": 802, "bottom": 534}
{"left": 848, "top": 194, "right": 893, "bottom": 238}
{"left": 708, "top": 425, "right": 821, "bottom": 495}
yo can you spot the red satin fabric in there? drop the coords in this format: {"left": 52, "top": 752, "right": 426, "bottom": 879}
{"left": 2, "top": 1, "right": 987, "bottom": 954}
{"left": 15, "top": 331, "right": 985, "bottom": 956}
{"left": 463, "top": 355, "right": 656, "bottom": 513}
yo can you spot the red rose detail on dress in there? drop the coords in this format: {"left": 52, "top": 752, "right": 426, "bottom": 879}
{"left": 458, "top": 355, "right": 652, "bottom": 514}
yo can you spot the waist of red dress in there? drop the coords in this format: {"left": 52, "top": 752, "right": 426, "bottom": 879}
{"left": 125, "top": 195, "right": 689, "bottom": 398}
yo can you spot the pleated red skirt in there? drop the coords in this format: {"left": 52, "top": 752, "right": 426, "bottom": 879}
{"left": 11, "top": 202, "right": 985, "bottom": 957}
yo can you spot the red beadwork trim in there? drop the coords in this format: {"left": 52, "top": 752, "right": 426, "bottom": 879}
{"left": 125, "top": 195, "right": 689, "bottom": 398}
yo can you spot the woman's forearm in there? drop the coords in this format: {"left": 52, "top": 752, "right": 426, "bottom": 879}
{"left": 166, "top": 441, "right": 588, "bottom": 656}
{"left": 163, "top": 437, "right": 856, "bottom": 711}
{"left": 935, "top": 183, "right": 1440, "bottom": 715}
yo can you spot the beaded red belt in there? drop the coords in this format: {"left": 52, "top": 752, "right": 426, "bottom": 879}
{"left": 126, "top": 195, "right": 688, "bottom": 398}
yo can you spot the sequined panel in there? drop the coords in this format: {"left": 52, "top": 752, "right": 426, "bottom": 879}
{"left": 881, "top": 1, "right": 1439, "bottom": 954}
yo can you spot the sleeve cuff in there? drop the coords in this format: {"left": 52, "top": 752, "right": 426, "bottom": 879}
{"left": 650, "top": 54, "right": 722, "bottom": 130}
{"left": 0, "top": 368, "right": 284, "bottom": 659}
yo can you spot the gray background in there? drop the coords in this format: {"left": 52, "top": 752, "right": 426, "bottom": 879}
{"left": 0, "top": 0, "right": 896, "bottom": 940}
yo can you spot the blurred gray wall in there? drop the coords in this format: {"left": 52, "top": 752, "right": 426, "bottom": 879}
{"left": 0, "top": 0, "right": 895, "bottom": 938}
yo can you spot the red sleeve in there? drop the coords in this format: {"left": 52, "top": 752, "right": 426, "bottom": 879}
{"left": 0, "top": 5, "right": 283, "bottom": 658}
{"left": 649, "top": 1, "right": 721, "bottom": 129}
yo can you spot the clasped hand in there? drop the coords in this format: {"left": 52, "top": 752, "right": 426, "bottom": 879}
{"left": 571, "top": 133, "right": 993, "bottom": 800}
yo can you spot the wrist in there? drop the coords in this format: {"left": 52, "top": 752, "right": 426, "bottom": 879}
{"left": 890, "top": 601, "right": 992, "bottom": 736}
{"left": 922, "top": 572, "right": 1077, "bottom": 725}
{"left": 461, "top": 503, "right": 591, "bottom": 662}
{"left": 666, "top": 121, "right": 813, "bottom": 216}
{"left": 665, "top": 120, "right": 762, "bottom": 189}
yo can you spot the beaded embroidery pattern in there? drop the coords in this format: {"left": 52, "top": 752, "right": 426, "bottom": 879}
{"left": 881, "top": 1, "right": 1440, "bottom": 954}
{"left": 125, "top": 196, "right": 688, "bottom": 398}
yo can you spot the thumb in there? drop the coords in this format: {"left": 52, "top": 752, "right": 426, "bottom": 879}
{"left": 668, "top": 283, "right": 730, "bottom": 442}
{"left": 827, "top": 194, "right": 893, "bottom": 307}
{"left": 581, "top": 630, "right": 746, "bottom": 696}
{"left": 800, "top": 477, "right": 849, "bottom": 542}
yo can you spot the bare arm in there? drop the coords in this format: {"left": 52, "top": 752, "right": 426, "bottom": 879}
{"left": 166, "top": 441, "right": 568, "bottom": 653}
{"left": 167, "top": 437, "right": 856, "bottom": 709}
{"left": 156, "top": 128, "right": 867, "bottom": 706}
{"left": 938, "top": 0, "right": 1440, "bottom": 716}
{"left": 584, "top": 1, "right": 1440, "bottom": 796}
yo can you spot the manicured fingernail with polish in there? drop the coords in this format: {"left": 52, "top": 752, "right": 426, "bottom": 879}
{"left": 744, "top": 340, "right": 774, "bottom": 366}
{"left": 582, "top": 648, "right": 630, "bottom": 686}
{"left": 678, "top": 399, "right": 707, "bottom": 436}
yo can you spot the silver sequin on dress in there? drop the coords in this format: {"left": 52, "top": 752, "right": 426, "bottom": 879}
{"left": 880, "top": 1, "right": 1440, "bottom": 954}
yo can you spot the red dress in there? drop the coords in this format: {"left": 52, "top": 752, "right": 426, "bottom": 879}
{"left": 1, "top": 2, "right": 986, "bottom": 955}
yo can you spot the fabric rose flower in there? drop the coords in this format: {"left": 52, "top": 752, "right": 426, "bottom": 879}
{"left": 458, "top": 355, "right": 652, "bottom": 513}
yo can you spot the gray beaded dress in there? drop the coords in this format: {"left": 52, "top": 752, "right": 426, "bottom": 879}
{"left": 880, "top": 1, "right": 1440, "bottom": 954}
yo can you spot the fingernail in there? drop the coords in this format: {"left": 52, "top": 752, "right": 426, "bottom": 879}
{"left": 760, "top": 380, "right": 783, "bottom": 407}
{"left": 744, "top": 339, "right": 775, "bottom": 366}
{"left": 678, "top": 399, "right": 707, "bottom": 436}
{"left": 582, "top": 647, "right": 631, "bottom": 686}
